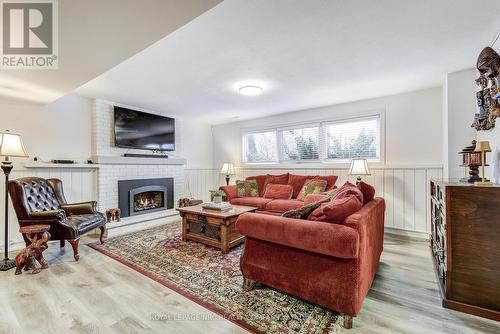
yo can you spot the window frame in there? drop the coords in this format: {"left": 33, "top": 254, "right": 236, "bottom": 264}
{"left": 240, "top": 110, "right": 385, "bottom": 166}
{"left": 322, "top": 114, "right": 382, "bottom": 163}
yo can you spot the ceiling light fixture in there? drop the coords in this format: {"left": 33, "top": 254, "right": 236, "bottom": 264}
{"left": 239, "top": 85, "right": 263, "bottom": 96}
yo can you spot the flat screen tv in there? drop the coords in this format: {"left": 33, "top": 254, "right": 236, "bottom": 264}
{"left": 114, "top": 106, "right": 175, "bottom": 151}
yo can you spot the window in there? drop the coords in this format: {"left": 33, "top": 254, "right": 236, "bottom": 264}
{"left": 242, "top": 131, "right": 278, "bottom": 163}
{"left": 279, "top": 125, "right": 320, "bottom": 161}
{"left": 325, "top": 116, "right": 379, "bottom": 160}
{"left": 241, "top": 113, "right": 382, "bottom": 165}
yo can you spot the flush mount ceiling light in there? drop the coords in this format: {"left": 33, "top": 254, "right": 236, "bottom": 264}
{"left": 239, "top": 85, "right": 263, "bottom": 96}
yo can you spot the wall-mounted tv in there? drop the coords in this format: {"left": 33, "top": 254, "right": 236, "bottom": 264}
{"left": 114, "top": 106, "right": 175, "bottom": 151}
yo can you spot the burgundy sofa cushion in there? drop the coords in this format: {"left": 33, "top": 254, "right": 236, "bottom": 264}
{"left": 307, "top": 202, "right": 329, "bottom": 221}
{"left": 265, "top": 199, "right": 304, "bottom": 213}
{"left": 219, "top": 185, "right": 237, "bottom": 200}
{"left": 263, "top": 184, "right": 293, "bottom": 200}
{"left": 230, "top": 197, "right": 273, "bottom": 210}
{"left": 245, "top": 175, "right": 267, "bottom": 197}
{"left": 333, "top": 181, "right": 364, "bottom": 204}
{"left": 263, "top": 173, "right": 289, "bottom": 191}
{"left": 236, "top": 212, "right": 359, "bottom": 259}
{"left": 357, "top": 181, "right": 375, "bottom": 204}
{"left": 322, "top": 195, "right": 363, "bottom": 224}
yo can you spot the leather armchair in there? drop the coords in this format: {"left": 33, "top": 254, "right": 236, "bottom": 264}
{"left": 8, "top": 177, "right": 106, "bottom": 261}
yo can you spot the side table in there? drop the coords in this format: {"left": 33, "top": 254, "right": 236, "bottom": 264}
{"left": 15, "top": 224, "right": 51, "bottom": 275}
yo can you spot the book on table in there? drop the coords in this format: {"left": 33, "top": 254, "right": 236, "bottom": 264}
{"left": 202, "top": 202, "right": 233, "bottom": 211}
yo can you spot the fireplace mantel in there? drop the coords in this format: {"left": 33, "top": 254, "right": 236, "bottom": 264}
{"left": 92, "top": 155, "right": 186, "bottom": 165}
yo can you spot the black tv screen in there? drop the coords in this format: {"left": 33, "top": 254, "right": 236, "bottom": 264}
{"left": 114, "top": 106, "right": 175, "bottom": 151}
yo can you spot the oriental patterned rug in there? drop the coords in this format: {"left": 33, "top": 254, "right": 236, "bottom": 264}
{"left": 88, "top": 222, "right": 342, "bottom": 334}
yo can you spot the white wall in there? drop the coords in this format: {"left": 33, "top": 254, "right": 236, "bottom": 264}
{"left": 212, "top": 87, "right": 443, "bottom": 168}
{"left": 443, "top": 69, "right": 477, "bottom": 178}
{"left": 0, "top": 94, "right": 93, "bottom": 163}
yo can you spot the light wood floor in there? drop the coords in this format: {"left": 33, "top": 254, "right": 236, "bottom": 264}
{"left": 1, "top": 221, "right": 499, "bottom": 334}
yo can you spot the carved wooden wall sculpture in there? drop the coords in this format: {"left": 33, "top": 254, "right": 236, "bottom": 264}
{"left": 472, "top": 47, "right": 500, "bottom": 130}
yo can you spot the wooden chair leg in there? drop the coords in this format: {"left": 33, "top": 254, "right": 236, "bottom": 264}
{"left": 342, "top": 315, "right": 353, "bottom": 329}
{"left": 99, "top": 225, "right": 106, "bottom": 244}
{"left": 68, "top": 239, "right": 80, "bottom": 261}
{"left": 60, "top": 240, "right": 65, "bottom": 247}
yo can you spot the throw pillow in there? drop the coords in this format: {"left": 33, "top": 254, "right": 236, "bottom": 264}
{"left": 357, "top": 181, "right": 375, "bottom": 204}
{"left": 236, "top": 180, "right": 259, "bottom": 197}
{"left": 322, "top": 195, "right": 363, "bottom": 224}
{"left": 296, "top": 179, "right": 327, "bottom": 201}
{"left": 245, "top": 175, "right": 267, "bottom": 197}
{"left": 282, "top": 196, "right": 330, "bottom": 219}
{"left": 288, "top": 174, "right": 318, "bottom": 199}
{"left": 332, "top": 181, "right": 364, "bottom": 205}
{"left": 316, "top": 175, "right": 339, "bottom": 191}
{"left": 263, "top": 173, "right": 290, "bottom": 191}
{"left": 263, "top": 184, "right": 293, "bottom": 199}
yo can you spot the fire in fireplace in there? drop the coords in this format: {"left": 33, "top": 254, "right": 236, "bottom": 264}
{"left": 134, "top": 191, "right": 164, "bottom": 212}
{"left": 118, "top": 178, "right": 174, "bottom": 218}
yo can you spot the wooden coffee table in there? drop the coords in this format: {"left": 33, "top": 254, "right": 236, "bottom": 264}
{"left": 176, "top": 204, "right": 257, "bottom": 253}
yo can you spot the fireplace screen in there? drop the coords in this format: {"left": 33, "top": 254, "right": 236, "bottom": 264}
{"left": 129, "top": 185, "right": 167, "bottom": 216}
{"left": 134, "top": 191, "right": 164, "bottom": 212}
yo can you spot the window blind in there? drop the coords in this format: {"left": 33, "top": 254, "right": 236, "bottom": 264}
{"left": 325, "top": 117, "right": 379, "bottom": 160}
{"left": 279, "top": 126, "right": 320, "bottom": 161}
{"left": 242, "top": 131, "right": 278, "bottom": 163}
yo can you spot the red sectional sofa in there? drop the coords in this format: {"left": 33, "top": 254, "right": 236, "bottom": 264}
{"left": 219, "top": 173, "right": 338, "bottom": 214}
{"left": 220, "top": 173, "right": 385, "bottom": 329}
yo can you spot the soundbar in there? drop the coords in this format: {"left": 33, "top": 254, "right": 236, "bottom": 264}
{"left": 52, "top": 159, "right": 75, "bottom": 164}
{"left": 123, "top": 153, "right": 169, "bottom": 159}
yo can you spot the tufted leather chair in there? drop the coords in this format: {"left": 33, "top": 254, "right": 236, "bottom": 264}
{"left": 8, "top": 177, "right": 106, "bottom": 261}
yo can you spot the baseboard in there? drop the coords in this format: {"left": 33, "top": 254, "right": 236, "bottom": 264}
{"left": 384, "top": 227, "right": 430, "bottom": 241}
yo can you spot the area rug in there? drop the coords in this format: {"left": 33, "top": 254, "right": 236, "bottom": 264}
{"left": 88, "top": 222, "right": 342, "bottom": 334}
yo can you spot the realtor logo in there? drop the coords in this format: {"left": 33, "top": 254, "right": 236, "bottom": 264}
{"left": 1, "top": 0, "right": 58, "bottom": 69}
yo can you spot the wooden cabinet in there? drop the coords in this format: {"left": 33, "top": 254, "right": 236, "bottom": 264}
{"left": 430, "top": 179, "right": 500, "bottom": 321}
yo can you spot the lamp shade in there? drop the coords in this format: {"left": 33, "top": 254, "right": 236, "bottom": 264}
{"left": 348, "top": 158, "right": 370, "bottom": 176}
{"left": 220, "top": 162, "right": 235, "bottom": 175}
{"left": 0, "top": 131, "right": 28, "bottom": 157}
{"left": 474, "top": 140, "right": 491, "bottom": 152}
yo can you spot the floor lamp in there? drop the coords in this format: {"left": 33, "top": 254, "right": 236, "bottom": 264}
{"left": 0, "top": 131, "right": 28, "bottom": 271}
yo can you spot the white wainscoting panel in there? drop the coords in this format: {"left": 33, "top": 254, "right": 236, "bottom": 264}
{"left": 184, "top": 169, "right": 219, "bottom": 202}
{"left": 184, "top": 166, "right": 443, "bottom": 235}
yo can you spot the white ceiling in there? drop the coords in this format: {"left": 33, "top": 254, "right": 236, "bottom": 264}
{"left": 0, "top": 0, "right": 221, "bottom": 103}
{"left": 77, "top": 0, "right": 500, "bottom": 124}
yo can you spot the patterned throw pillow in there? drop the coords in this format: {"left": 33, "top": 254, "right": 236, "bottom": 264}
{"left": 236, "top": 180, "right": 259, "bottom": 197}
{"left": 282, "top": 196, "right": 331, "bottom": 219}
{"left": 296, "top": 179, "right": 327, "bottom": 201}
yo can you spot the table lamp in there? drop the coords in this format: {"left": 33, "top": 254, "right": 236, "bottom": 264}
{"left": 0, "top": 130, "right": 28, "bottom": 271}
{"left": 474, "top": 141, "right": 493, "bottom": 186}
{"left": 348, "top": 158, "right": 371, "bottom": 184}
{"left": 220, "top": 162, "right": 235, "bottom": 186}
